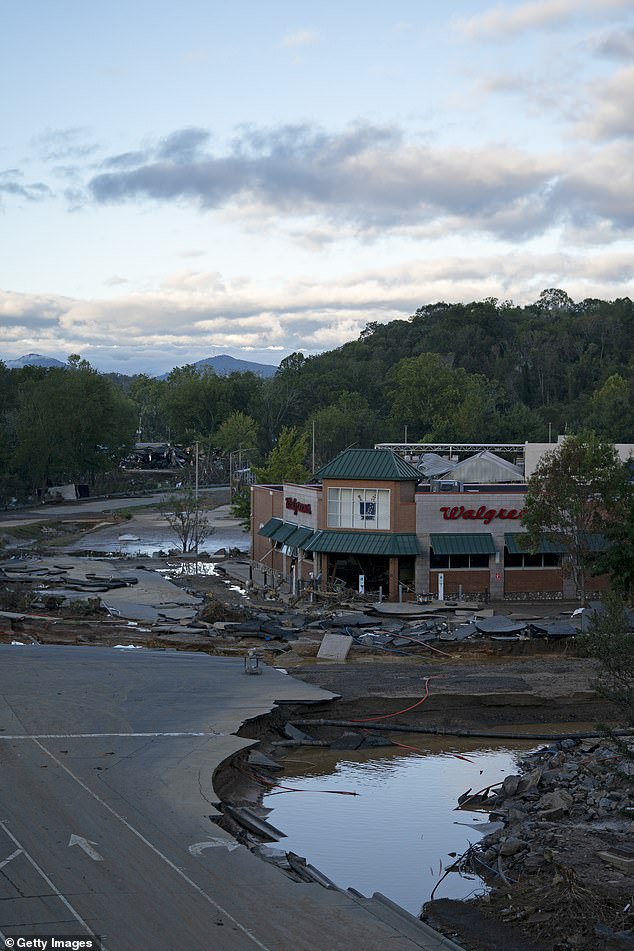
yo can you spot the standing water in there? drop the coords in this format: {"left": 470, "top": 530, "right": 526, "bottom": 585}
{"left": 263, "top": 735, "right": 540, "bottom": 915}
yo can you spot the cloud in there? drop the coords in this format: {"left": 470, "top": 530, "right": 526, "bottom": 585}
{"left": 280, "top": 29, "right": 319, "bottom": 49}
{"left": 157, "top": 127, "right": 211, "bottom": 162}
{"left": 576, "top": 66, "right": 634, "bottom": 141}
{"left": 31, "top": 127, "right": 98, "bottom": 162}
{"left": 1, "top": 249, "right": 632, "bottom": 373}
{"left": 456, "top": 0, "right": 630, "bottom": 40}
{"left": 0, "top": 170, "right": 52, "bottom": 202}
{"left": 593, "top": 25, "right": 634, "bottom": 59}
{"left": 551, "top": 142, "right": 634, "bottom": 231}
{"left": 87, "top": 121, "right": 565, "bottom": 241}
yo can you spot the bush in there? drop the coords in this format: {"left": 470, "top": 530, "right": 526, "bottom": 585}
{"left": 583, "top": 593, "right": 634, "bottom": 724}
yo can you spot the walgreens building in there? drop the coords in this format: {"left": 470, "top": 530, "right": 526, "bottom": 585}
{"left": 251, "top": 446, "right": 608, "bottom": 602}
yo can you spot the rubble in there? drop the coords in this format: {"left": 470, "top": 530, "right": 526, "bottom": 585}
{"left": 428, "top": 735, "right": 634, "bottom": 949}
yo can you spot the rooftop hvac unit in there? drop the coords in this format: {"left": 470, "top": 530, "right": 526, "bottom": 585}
{"left": 431, "top": 479, "right": 464, "bottom": 492}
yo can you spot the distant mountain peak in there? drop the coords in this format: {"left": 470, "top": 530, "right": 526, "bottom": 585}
{"left": 158, "top": 354, "right": 278, "bottom": 380}
{"left": 4, "top": 353, "right": 66, "bottom": 369}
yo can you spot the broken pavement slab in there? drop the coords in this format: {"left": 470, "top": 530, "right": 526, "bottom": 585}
{"left": 317, "top": 631, "right": 353, "bottom": 661}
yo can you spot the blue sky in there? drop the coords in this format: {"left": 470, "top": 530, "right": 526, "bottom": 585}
{"left": 2, "top": 0, "right": 633, "bottom": 374}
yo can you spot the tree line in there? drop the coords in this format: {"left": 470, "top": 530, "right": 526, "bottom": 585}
{"left": 1, "top": 289, "right": 633, "bottom": 504}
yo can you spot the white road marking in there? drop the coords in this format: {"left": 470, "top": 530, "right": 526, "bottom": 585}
{"left": 0, "top": 820, "right": 106, "bottom": 949}
{"left": 0, "top": 732, "right": 215, "bottom": 739}
{"left": 0, "top": 847, "right": 22, "bottom": 869}
{"left": 68, "top": 834, "right": 104, "bottom": 861}
{"left": 189, "top": 839, "right": 240, "bottom": 855}
{"left": 33, "top": 739, "right": 273, "bottom": 951}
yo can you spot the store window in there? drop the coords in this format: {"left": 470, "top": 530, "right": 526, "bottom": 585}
{"left": 430, "top": 552, "right": 490, "bottom": 569}
{"left": 327, "top": 487, "right": 390, "bottom": 529}
{"left": 504, "top": 549, "right": 561, "bottom": 568}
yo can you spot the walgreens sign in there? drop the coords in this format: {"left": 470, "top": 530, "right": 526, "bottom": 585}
{"left": 285, "top": 497, "right": 312, "bottom": 516}
{"left": 440, "top": 504, "right": 524, "bottom": 524}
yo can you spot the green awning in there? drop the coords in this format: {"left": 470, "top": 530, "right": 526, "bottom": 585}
{"left": 258, "top": 518, "right": 315, "bottom": 548}
{"left": 304, "top": 531, "right": 420, "bottom": 556}
{"left": 430, "top": 533, "right": 496, "bottom": 555}
{"left": 505, "top": 533, "right": 567, "bottom": 555}
{"left": 504, "top": 533, "right": 608, "bottom": 554}
{"left": 259, "top": 517, "right": 283, "bottom": 538}
{"left": 284, "top": 526, "right": 315, "bottom": 550}
{"left": 581, "top": 532, "right": 609, "bottom": 553}
{"left": 273, "top": 522, "right": 299, "bottom": 544}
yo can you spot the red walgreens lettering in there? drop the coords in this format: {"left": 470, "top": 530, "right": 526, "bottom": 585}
{"left": 285, "top": 497, "right": 312, "bottom": 516}
{"left": 439, "top": 505, "right": 523, "bottom": 523}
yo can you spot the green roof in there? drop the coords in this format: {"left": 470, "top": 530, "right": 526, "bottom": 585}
{"left": 505, "top": 533, "right": 567, "bottom": 554}
{"left": 304, "top": 531, "right": 419, "bottom": 556}
{"left": 259, "top": 517, "right": 283, "bottom": 538}
{"left": 313, "top": 448, "right": 421, "bottom": 482}
{"left": 430, "top": 533, "right": 496, "bottom": 555}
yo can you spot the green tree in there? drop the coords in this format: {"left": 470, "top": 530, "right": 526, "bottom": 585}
{"left": 308, "top": 392, "right": 376, "bottom": 466}
{"left": 129, "top": 374, "right": 168, "bottom": 441}
{"left": 386, "top": 352, "right": 500, "bottom": 440}
{"left": 522, "top": 433, "right": 630, "bottom": 600}
{"left": 254, "top": 426, "right": 309, "bottom": 484}
{"left": 160, "top": 365, "right": 227, "bottom": 442}
{"left": 583, "top": 593, "right": 634, "bottom": 724}
{"left": 587, "top": 374, "right": 634, "bottom": 441}
{"left": 12, "top": 362, "right": 135, "bottom": 492}
{"left": 214, "top": 411, "right": 259, "bottom": 455}
{"left": 230, "top": 485, "right": 252, "bottom": 530}
{"left": 592, "top": 489, "right": 634, "bottom": 602}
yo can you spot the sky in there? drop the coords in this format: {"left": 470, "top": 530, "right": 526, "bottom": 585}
{"left": 1, "top": 0, "right": 634, "bottom": 376}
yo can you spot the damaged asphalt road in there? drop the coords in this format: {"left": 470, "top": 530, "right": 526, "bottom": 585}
{"left": 0, "top": 645, "right": 455, "bottom": 951}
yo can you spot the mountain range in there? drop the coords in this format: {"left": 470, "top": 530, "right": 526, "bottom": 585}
{"left": 3, "top": 353, "right": 279, "bottom": 378}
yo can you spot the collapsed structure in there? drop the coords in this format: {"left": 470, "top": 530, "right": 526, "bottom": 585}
{"left": 251, "top": 440, "right": 634, "bottom": 602}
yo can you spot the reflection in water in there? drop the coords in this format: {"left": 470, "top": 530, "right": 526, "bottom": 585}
{"left": 263, "top": 737, "right": 538, "bottom": 915}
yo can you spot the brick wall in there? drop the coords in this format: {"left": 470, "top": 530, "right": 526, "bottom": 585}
{"left": 504, "top": 569, "right": 562, "bottom": 593}
{"left": 430, "top": 569, "right": 489, "bottom": 595}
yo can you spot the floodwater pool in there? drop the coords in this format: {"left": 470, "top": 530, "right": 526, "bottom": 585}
{"left": 263, "top": 734, "right": 541, "bottom": 915}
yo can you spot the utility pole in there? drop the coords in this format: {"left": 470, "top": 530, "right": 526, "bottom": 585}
{"left": 195, "top": 441, "right": 199, "bottom": 561}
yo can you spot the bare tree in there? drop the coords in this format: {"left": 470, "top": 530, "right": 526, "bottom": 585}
{"left": 159, "top": 491, "right": 213, "bottom": 553}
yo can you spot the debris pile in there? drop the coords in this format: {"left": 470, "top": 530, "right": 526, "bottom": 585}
{"left": 445, "top": 736, "right": 634, "bottom": 949}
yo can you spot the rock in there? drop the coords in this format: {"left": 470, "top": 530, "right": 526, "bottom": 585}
{"left": 503, "top": 774, "right": 522, "bottom": 796}
{"left": 539, "top": 789, "right": 573, "bottom": 812}
{"left": 517, "top": 768, "right": 543, "bottom": 794}
{"left": 499, "top": 837, "right": 525, "bottom": 856}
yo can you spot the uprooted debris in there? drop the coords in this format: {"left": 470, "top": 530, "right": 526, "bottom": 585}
{"left": 423, "top": 736, "right": 634, "bottom": 950}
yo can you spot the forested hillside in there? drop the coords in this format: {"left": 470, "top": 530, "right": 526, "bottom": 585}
{"left": 1, "top": 290, "right": 633, "bottom": 504}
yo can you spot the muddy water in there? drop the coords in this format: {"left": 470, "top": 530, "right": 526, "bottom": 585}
{"left": 263, "top": 734, "right": 543, "bottom": 915}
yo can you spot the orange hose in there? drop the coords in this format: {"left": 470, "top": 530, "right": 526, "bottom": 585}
{"left": 349, "top": 676, "right": 432, "bottom": 723}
